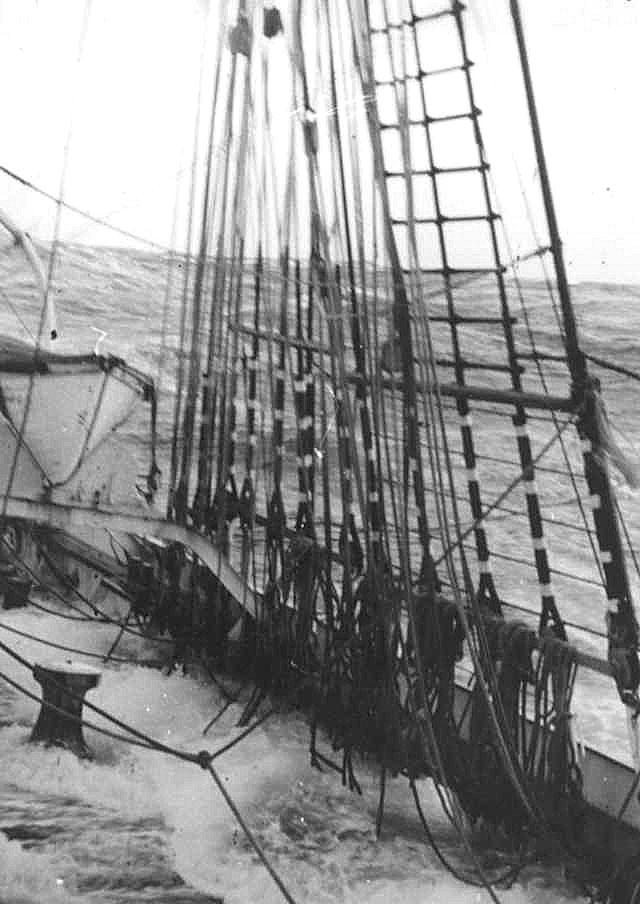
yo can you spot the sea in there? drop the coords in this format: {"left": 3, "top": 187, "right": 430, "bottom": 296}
{"left": 0, "top": 242, "right": 639, "bottom": 904}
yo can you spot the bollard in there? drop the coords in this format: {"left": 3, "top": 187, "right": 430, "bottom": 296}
{"left": 127, "top": 555, "right": 155, "bottom": 618}
{"left": 0, "top": 562, "right": 17, "bottom": 599}
{"left": 133, "top": 561, "right": 154, "bottom": 618}
{"left": 126, "top": 555, "right": 142, "bottom": 594}
{"left": 30, "top": 661, "right": 101, "bottom": 758}
{"left": 3, "top": 574, "right": 31, "bottom": 610}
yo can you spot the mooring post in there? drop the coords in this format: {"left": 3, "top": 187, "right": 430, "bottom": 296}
{"left": 0, "top": 562, "right": 17, "bottom": 602}
{"left": 30, "top": 661, "right": 101, "bottom": 758}
{"left": 3, "top": 574, "right": 31, "bottom": 609}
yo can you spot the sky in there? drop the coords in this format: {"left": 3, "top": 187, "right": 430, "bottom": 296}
{"left": 0, "top": 0, "right": 638, "bottom": 284}
{"left": 482, "top": 0, "right": 640, "bottom": 286}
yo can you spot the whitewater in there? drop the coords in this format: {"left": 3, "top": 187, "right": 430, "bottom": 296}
{"left": 0, "top": 243, "right": 639, "bottom": 902}
{"left": 0, "top": 597, "right": 582, "bottom": 904}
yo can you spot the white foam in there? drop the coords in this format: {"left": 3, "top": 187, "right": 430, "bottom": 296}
{"left": 0, "top": 832, "right": 73, "bottom": 904}
{"left": 0, "top": 604, "right": 586, "bottom": 902}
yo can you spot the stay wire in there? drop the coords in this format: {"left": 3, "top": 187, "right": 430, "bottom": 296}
{"left": 0, "top": 285, "right": 36, "bottom": 343}
{"left": 409, "top": 779, "right": 525, "bottom": 890}
{"left": 349, "top": 4, "right": 507, "bottom": 897}
{"left": 2, "top": 594, "right": 256, "bottom": 762}
{"left": 167, "top": 4, "right": 210, "bottom": 518}
{"left": 0, "top": 619, "right": 145, "bottom": 665}
{"left": 0, "top": 652, "right": 273, "bottom": 765}
{"left": 356, "top": 0, "right": 568, "bottom": 884}
{"left": 434, "top": 415, "right": 576, "bottom": 569}
{"left": 0, "top": 634, "right": 296, "bottom": 903}
{"left": 471, "top": 0, "right": 604, "bottom": 606}
{"left": 206, "top": 706, "right": 274, "bottom": 760}
{"left": 494, "top": 192, "right": 606, "bottom": 592}
{"left": 585, "top": 353, "right": 640, "bottom": 385}
{"left": 0, "top": 536, "right": 109, "bottom": 622}
{"left": 0, "top": 666, "right": 155, "bottom": 751}
{"left": 155, "top": 173, "right": 182, "bottom": 407}
{"left": 1, "top": 0, "right": 93, "bottom": 522}
{"left": 290, "top": 1, "right": 369, "bottom": 558}
{"left": 29, "top": 540, "right": 173, "bottom": 644}
{"left": 27, "top": 596, "right": 99, "bottom": 622}
{"left": 206, "top": 761, "right": 297, "bottom": 904}
{"left": 616, "top": 497, "right": 640, "bottom": 584}
{"left": 11, "top": 539, "right": 237, "bottom": 707}
{"left": 0, "top": 164, "right": 171, "bottom": 253}
{"left": 174, "top": 0, "right": 232, "bottom": 521}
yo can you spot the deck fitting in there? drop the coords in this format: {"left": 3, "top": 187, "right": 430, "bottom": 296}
{"left": 30, "top": 661, "right": 101, "bottom": 759}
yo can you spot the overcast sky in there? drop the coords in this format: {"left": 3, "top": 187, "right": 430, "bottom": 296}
{"left": 0, "top": 0, "right": 638, "bottom": 284}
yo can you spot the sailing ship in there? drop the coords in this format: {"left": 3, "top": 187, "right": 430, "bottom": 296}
{"left": 1, "top": 0, "right": 640, "bottom": 899}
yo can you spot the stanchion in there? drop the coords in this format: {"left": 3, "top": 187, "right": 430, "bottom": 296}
{"left": 30, "top": 661, "right": 101, "bottom": 758}
{"left": 3, "top": 574, "right": 31, "bottom": 609}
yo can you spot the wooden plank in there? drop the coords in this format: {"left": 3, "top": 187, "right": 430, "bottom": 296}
{"left": 451, "top": 681, "right": 640, "bottom": 829}
{"left": 43, "top": 528, "right": 126, "bottom": 580}
{"left": 1, "top": 495, "right": 258, "bottom": 617}
{"left": 372, "top": 376, "right": 576, "bottom": 412}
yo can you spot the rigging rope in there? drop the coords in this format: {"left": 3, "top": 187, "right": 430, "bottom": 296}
{"left": 585, "top": 353, "right": 640, "bottom": 385}
{"left": 0, "top": 628, "right": 297, "bottom": 903}
{"left": 0, "top": 0, "right": 93, "bottom": 523}
{"left": 3, "top": 0, "right": 618, "bottom": 897}
{"left": 433, "top": 416, "right": 576, "bottom": 569}
{"left": 0, "top": 619, "right": 149, "bottom": 665}
{"left": 0, "top": 164, "right": 172, "bottom": 253}
{"left": 167, "top": 3, "right": 211, "bottom": 520}
{"left": 343, "top": 7, "right": 597, "bottom": 888}
{"left": 27, "top": 539, "right": 173, "bottom": 644}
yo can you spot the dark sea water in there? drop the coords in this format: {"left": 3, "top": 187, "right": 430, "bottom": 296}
{"left": 0, "top": 241, "right": 639, "bottom": 903}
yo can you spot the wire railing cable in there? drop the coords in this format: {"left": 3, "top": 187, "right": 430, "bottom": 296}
{"left": 0, "top": 633, "right": 296, "bottom": 903}
{"left": 0, "top": 620, "right": 147, "bottom": 664}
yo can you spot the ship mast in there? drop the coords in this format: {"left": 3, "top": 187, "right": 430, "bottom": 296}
{"left": 510, "top": 0, "right": 639, "bottom": 708}
{"left": 508, "top": 1, "right": 583, "bottom": 383}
